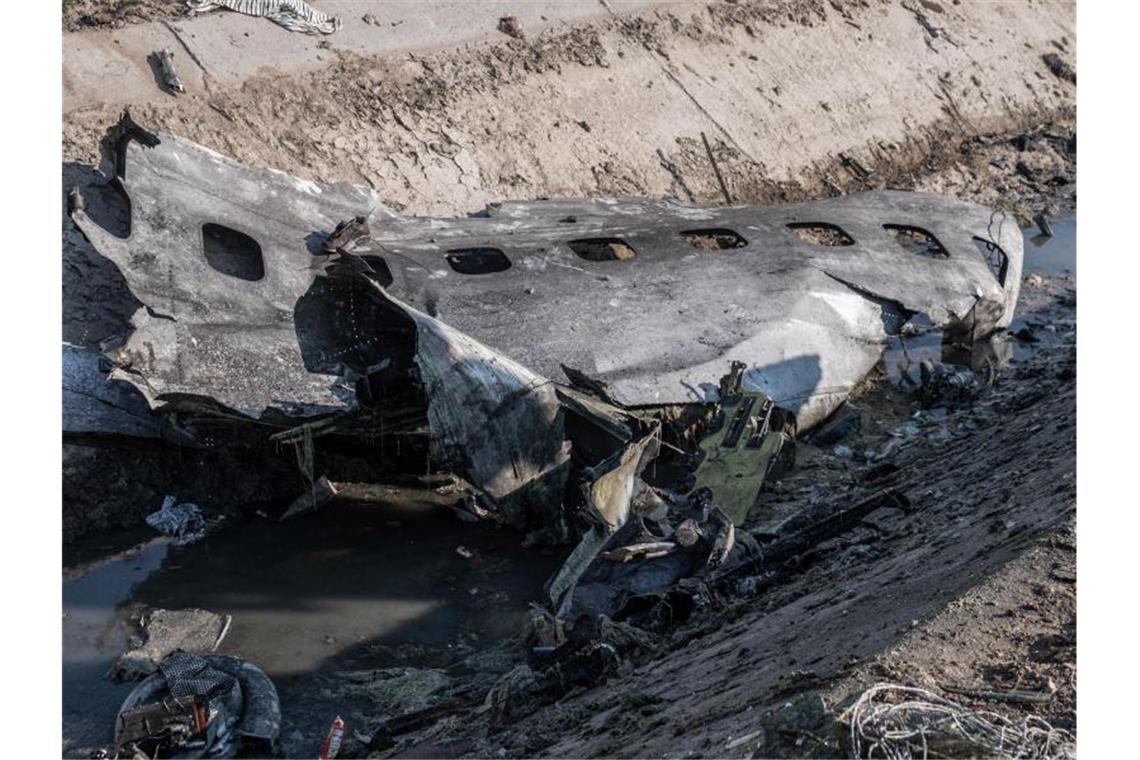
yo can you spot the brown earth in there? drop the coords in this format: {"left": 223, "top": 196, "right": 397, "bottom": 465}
{"left": 61, "top": 1, "right": 1077, "bottom": 756}
{"left": 63, "top": 0, "right": 1076, "bottom": 217}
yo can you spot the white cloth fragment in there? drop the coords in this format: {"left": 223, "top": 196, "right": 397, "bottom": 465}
{"left": 187, "top": 0, "right": 342, "bottom": 35}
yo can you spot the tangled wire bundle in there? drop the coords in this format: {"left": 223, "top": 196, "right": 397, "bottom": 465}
{"left": 841, "top": 683, "right": 1075, "bottom": 759}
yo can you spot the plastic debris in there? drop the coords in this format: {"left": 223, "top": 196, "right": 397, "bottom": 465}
{"left": 318, "top": 716, "right": 345, "bottom": 760}
{"left": 116, "top": 652, "right": 280, "bottom": 758}
{"left": 152, "top": 48, "right": 184, "bottom": 94}
{"left": 145, "top": 496, "right": 206, "bottom": 543}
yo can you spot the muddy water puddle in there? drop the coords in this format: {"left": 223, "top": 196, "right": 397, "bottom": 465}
{"left": 62, "top": 491, "right": 563, "bottom": 756}
{"left": 1025, "top": 214, "right": 1076, "bottom": 278}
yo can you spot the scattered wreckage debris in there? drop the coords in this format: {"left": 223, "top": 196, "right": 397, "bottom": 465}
{"left": 65, "top": 120, "right": 1030, "bottom": 737}
{"left": 187, "top": 0, "right": 342, "bottom": 34}
{"left": 841, "top": 683, "right": 1075, "bottom": 759}
{"left": 1042, "top": 52, "right": 1076, "bottom": 84}
{"left": 917, "top": 359, "right": 988, "bottom": 408}
{"left": 318, "top": 715, "right": 345, "bottom": 760}
{"left": 322, "top": 214, "right": 371, "bottom": 253}
{"left": 690, "top": 360, "right": 795, "bottom": 524}
{"left": 150, "top": 48, "right": 184, "bottom": 94}
{"left": 839, "top": 151, "right": 876, "bottom": 182}
{"left": 280, "top": 475, "right": 338, "bottom": 520}
{"left": 470, "top": 488, "right": 914, "bottom": 737}
{"left": 145, "top": 496, "right": 206, "bottom": 543}
{"left": 110, "top": 608, "right": 232, "bottom": 682}
{"left": 720, "top": 488, "right": 910, "bottom": 590}
{"left": 116, "top": 694, "right": 210, "bottom": 758}
{"left": 115, "top": 651, "right": 281, "bottom": 758}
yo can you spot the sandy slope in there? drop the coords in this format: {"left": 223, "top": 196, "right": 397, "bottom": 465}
{"left": 63, "top": 0, "right": 1075, "bottom": 216}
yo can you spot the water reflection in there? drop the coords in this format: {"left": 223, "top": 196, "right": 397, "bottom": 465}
{"left": 1026, "top": 214, "right": 1076, "bottom": 278}
{"left": 62, "top": 494, "right": 562, "bottom": 753}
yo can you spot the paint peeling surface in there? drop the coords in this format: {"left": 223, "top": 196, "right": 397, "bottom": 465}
{"left": 68, "top": 122, "right": 1021, "bottom": 436}
{"left": 62, "top": 117, "right": 1028, "bottom": 546}
{"left": 70, "top": 127, "right": 382, "bottom": 417}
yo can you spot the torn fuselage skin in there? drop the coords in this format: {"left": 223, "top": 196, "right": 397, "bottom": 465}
{"left": 66, "top": 116, "right": 1023, "bottom": 582}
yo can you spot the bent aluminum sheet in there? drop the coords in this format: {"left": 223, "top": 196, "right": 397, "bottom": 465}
{"left": 70, "top": 126, "right": 1023, "bottom": 431}
{"left": 383, "top": 287, "right": 570, "bottom": 523}
{"left": 62, "top": 344, "right": 196, "bottom": 444}
{"left": 370, "top": 196, "right": 1022, "bottom": 428}
{"left": 71, "top": 130, "right": 387, "bottom": 418}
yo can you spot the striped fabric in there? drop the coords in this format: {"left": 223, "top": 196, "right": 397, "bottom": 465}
{"left": 187, "top": 0, "right": 342, "bottom": 35}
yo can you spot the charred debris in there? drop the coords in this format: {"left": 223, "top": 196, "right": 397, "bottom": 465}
{"left": 65, "top": 113, "right": 1024, "bottom": 733}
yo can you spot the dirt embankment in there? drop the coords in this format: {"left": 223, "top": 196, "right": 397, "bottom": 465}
{"left": 63, "top": 0, "right": 186, "bottom": 32}
{"left": 63, "top": 0, "right": 1076, "bottom": 216}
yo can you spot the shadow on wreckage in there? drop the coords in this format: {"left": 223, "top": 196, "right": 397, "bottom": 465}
{"left": 62, "top": 113, "right": 1023, "bottom": 706}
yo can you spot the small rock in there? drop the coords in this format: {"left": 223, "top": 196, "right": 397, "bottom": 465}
{"left": 1042, "top": 52, "right": 1076, "bottom": 84}
{"left": 498, "top": 15, "right": 524, "bottom": 39}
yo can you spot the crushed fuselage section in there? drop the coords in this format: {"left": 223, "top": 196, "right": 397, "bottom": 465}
{"left": 66, "top": 119, "right": 1024, "bottom": 608}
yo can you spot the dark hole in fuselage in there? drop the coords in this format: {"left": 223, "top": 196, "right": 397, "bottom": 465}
{"left": 973, "top": 236, "right": 1009, "bottom": 287}
{"left": 445, "top": 247, "right": 512, "bottom": 275}
{"left": 82, "top": 179, "right": 132, "bottom": 239}
{"left": 786, "top": 223, "right": 855, "bottom": 247}
{"left": 568, "top": 237, "right": 637, "bottom": 261}
{"left": 358, "top": 255, "right": 394, "bottom": 287}
{"left": 202, "top": 223, "right": 265, "bottom": 281}
{"left": 681, "top": 228, "right": 748, "bottom": 250}
{"left": 884, "top": 224, "right": 949, "bottom": 259}
{"left": 294, "top": 270, "right": 420, "bottom": 403}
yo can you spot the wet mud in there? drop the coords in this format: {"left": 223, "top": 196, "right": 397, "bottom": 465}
{"left": 62, "top": 493, "right": 563, "bottom": 756}
{"left": 62, "top": 218, "right": 1075, "bottom": 757}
